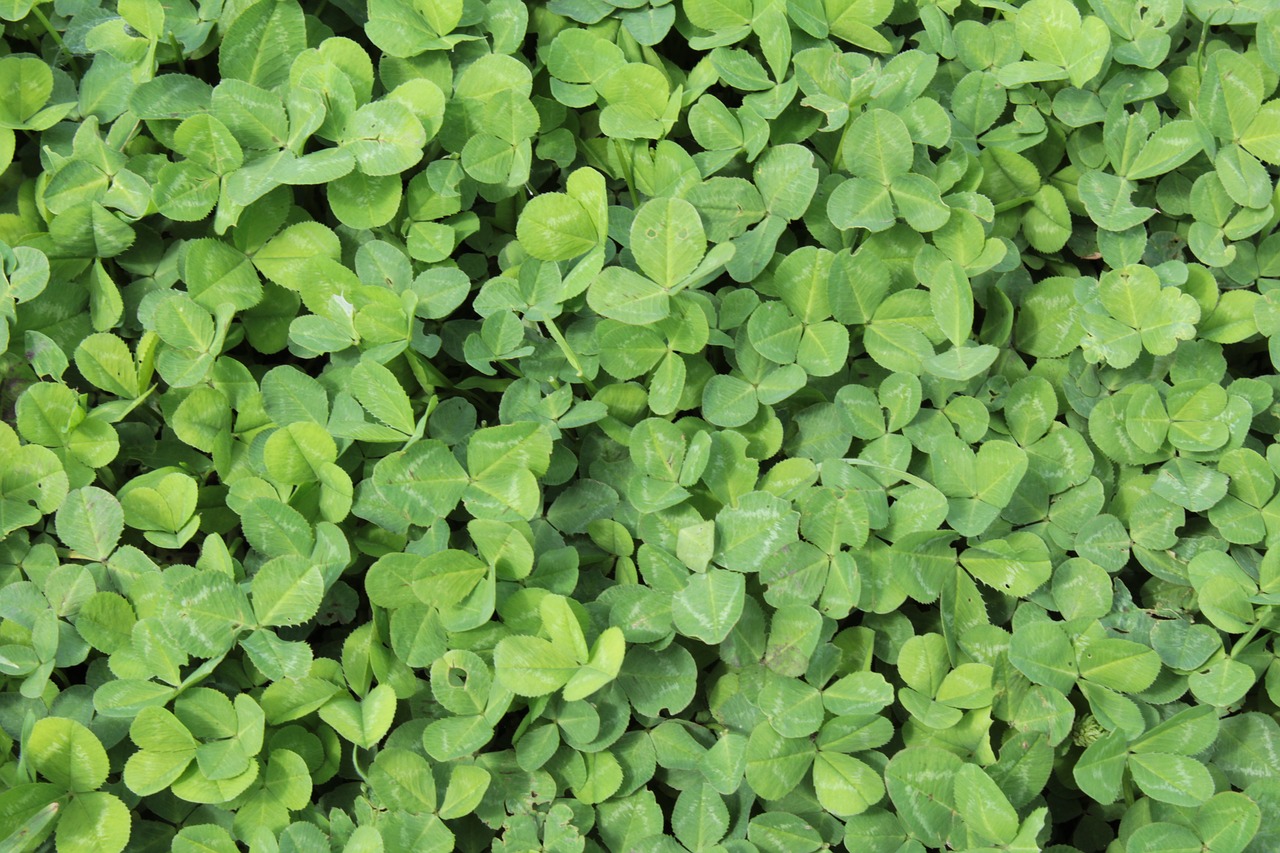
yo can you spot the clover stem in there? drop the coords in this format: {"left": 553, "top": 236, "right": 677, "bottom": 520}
{"left": 544, "top": 317, "right": 596, "bottom": 393}
{"left": 993, "top": 195, "right": 1036, "bottom": 213}
{"left": 351, "top": 746, "right": 372, "bottom": 785}
{"left": 840, "top": 456, "right": 944, "bottom": 496}
{"left": 169, "top": 34, "right": 186, "bottom": 72}
{"left": 111, "top": 119, "right": 142, "bottom": 152}
{"left": 32, "top": 6, "right": 80, "bottom": 74}
{"left": 833, "top": 121, "right": 851, "bottom": 174}
{"left": 31, "top": 6, "right": 64, "bottom": 51}
{"left": 172, "top": 649, "right": 229, "bottom": 700}
{"left": 406, "top": 349, "right": 453, "bottom": 391}
{"left": 1193, "top": 10, "right": 1223, "bottom": 76}
{"left": 832, "top": 100, "right": 871, "bottom": 175}
{"left": 1229, "top": 607, "right": 1273, "bottom": 658}
{"left": 613, "top": 140, "right": 639, "bottom": 207}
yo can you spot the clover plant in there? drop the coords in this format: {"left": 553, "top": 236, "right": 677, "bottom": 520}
{"left": 3, "top": 0, "right": 1280, "bottom": 851}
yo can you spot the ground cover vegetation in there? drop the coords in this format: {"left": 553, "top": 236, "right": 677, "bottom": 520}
{"left": 2, "top": 0, "right": 1280, "bottom": 850}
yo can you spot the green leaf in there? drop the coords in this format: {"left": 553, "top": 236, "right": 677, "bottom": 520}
{"left": 55, "top": 792, "right": 130, "bottom": 853}
{"left": 955, "top": 763, "right": 1018, "bottom": 845}
{"left": 884, "top": 747, "right": 963, "bottom": 848}
{"left": 55, "top": 487, "right": 123, "bottom": 561}
{"left": 351, "top": 359, "right": 416, "bottom": 435}
{"left": 813, "top": 752, "right": 884, "bottom": 818}
{"left": 960, "top": 532, "right": 1051, "bottom": 596}
{"left": 1126, "top": 822, "right": 1203, "bottom": 853}
{"left": 563, "top": 627, "right": 625, "bottom": 701}
{"left": 1009, "top": 620, "right": 1077, "bottom": 693}
{"left": 517, "top": 192, "right": 598, "bottom": 261}
{"left": 702, "top": 374, "right": 759, "bottom": 428}
{"left": 327, "top": 171, "right": 403, "bottom": 230}
{"left": 438, "top": 765, "right": 490, "bottom": 820}
{"left": 1127, "top": 121, "right": 1202, "bottom": 180}
{"left": 74, "top": 333, "right": 140, "bottom": 398}
{"left": 251, "top": 556, "right": 325, "bottom": 627}
{"left": 671, "top": 782, "right": 729, "bottom": 850}
{"left": 630, "top": 197, "right": 707, "bottom": 289}
{"left": 1198, "top": 792, "right": 1262, "bottom": 853}
{"left": 1129, "top": 753, "right": 1215, "bottom": 806}
{"left": 27, "top": 717, "right": 109, "bottom": 792}
{"left": 671, "top": 568, "right": 745, "bottom": 644}
{"left": 218, "top": 0, "right": 305, "bottom": 90}
{"left": 1014, "top": 0, "right": 1107, "bottom": 86}
{"left": 587, "top": 267, "right": 671, "bottom": 325}
{"left": 494, "top": 635, "right": 580, "bottom": 696}
{"left": 843, "top": 109, "right": 912, "bottom": 185}
{"left": 1076, "top": 638, "right": 1162, "bottom": 692}
{"left": 1079, "top": 170, "right": 1156, "bottom": 230}
{"left": 745, "top": 721, "right": 816, "bottom": 801}
{"left": 1212, "top": 713, "right": 1280, "bottom": 787}
{"left": 318, "top": 684, "right": 397, "bottom": 749}
{"left": 754, "top": 144, "right": 819, "bottom": 220}
{"left": 1073, "top": 731, "right": 1127, "bottom": 803}
{"left": 1241, "top": 102, "right": 1280, "bottom": 165}
{"left": 0, "top": 56, "right": 54, "bottom": 127}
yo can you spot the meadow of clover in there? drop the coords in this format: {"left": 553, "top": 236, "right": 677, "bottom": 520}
{"left": 3, "top": 0, "right": 1280, "bottom": 851}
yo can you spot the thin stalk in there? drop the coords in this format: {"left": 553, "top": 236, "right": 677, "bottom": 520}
{"left": 31, "top": 6, "right": 80, "bottom": 74}
{"left": 993, "top": 195, "right": 1037, "bottom": 213}
{"left": 840, "top": 456, "right": 945, "bottom": 496}
{"left": 613, "top": 140, "right": 639, "bottom": 207}
{"left": 1230, "top": 607, "right": 1273, "bottom": 658}
{"left": 544, "top": 317, "right": 596, "bottom": 393}
{"left": 172, "top": 649, "right": 229, "bottom": 700}
{"left": 833, "top": 120, "right": 852, "bottom": 174}
{"left": 112, "top": 119, "right": 142, "bottom": 152}
{"left": 30, "top": 6, "right": 66, "bottom": 52}
{"left": 406, "top": 349, "right": 455, "bottom": 390}
{"left": 169, "top": 34, "right": 186, "bottom": 72}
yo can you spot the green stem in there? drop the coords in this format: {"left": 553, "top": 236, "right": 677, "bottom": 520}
{"left": 993, "top": 195, "right": 1037, "bottom": 213}
{"left": 401, "top": 395, "right": 437, "bottom": 452}
{"left": 544, "top": 317, "right": 596, "bottom": 393}
{"left": 1230, "top": 607, "right": 1272, "bottom": 658}
{"left": 833, "top": 120, "right": 852, "bottom": 174}
{"left": 31, "top": 6, "right": 64, "bottom": 51}
{"left": 1, "top": 801, "right": 59, "bottom": 849}
{"left": 1194, "top": 9, "right": 1228, "bottom": 76}
{"left": 406, "top": 349, "right": 454, "bottom": 390}
{"left": 31, "top": 6, "right": 79, "bottom": 73}
{"left": 831, "top": 99, "right": 870, "bottom": 174}
{"left": 840, "top": 456, "right": 944, "bottom": 495}
{"left": 112, "top": 120, "right": 142, "bottom": 152}
{"left": 168, "top": 34, "right": 186, "bottom": 72}
{"left": 613, "top": 140, "right": 639, "bottom": 207}
{"left": 173, "top": 649, "right": 229, "bottom": 700}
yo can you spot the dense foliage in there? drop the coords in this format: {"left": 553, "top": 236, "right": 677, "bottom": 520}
{"left": 4, "top": 0, "right": 1280, "bottom": 850}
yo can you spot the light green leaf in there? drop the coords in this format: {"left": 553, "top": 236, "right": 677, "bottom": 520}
{"left": 55, "top": 487, "right": 123, "bottom": 561}
{"left": 27, "top": 717, "right": 109, "bottom": 792}
{"left": 494, "top": 635, "right": 580, "bottom": 696}
{"left": 630, "top": 197, "right": 707, "bottom": 289}
{"left": 671, "top": 569, "right": 745, "bottom": 644}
